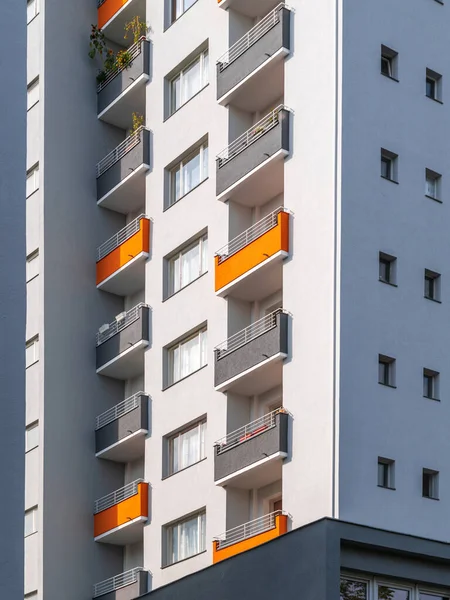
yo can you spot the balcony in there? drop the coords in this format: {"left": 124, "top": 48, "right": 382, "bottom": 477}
{"left": 214, "top": 409, "right": 288, "bottom": 488}
{"left": 93, "top": 567, "right": 148, "bottom": 600}
{"left": 96, "top": 303, "right": 149, "bottom": 380}
{"left": 217, "top": 0, "right": 277, "bottom": 19}
{"left": 96, "top": 215, "right": 150, "bottom": 296}
{"left": 97, "top": 38, "right": 150, "bottom": 129}
{"left": 217, "top": 5, "right": 291, "bottom": 110}
{"left": 214, "top": 309, "right": 288, "bottom": 394}
{"left": 215, "top": 207, "right": 289, "bottom": 299}
{"left": 98, "top": 0, "right": 146, "bottom": 44}
{"left": 216, "top": 106, "right": 290, "bottom": 205}
{"left": 213, "top": 511, "right": 288, "bottom": 564}
{"left": 94, "top": 480, "right": 148, "bottom": 544}
{"left": 95, "top": 392, "right": 149, "bottom": 462}
{"left": 97, "top": 128, "right": 150, "bottom": 213}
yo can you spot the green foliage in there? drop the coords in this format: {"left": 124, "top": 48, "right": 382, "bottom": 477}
{"left": 89, "top": 24, "right": 107, "bottom": 60}
{"left": 124, "top": 16, "right": 149, "bottom": 44}
{"left": 116, "top": 49, "right": 133, "bottom": 71}
{"left": 131, "top": 112, "right": 144, "bottom": 134}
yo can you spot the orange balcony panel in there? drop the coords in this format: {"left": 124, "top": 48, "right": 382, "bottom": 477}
{"left": 94, "top": 482, "right": 148, "bottom": 538}
{"left": 212, "top": 514, "right": 288, "bottom": 564}
{"left": 215, "top": 211, "right": 289, "bottom": 293}
{"left": 96, "top": 218, "right": 150, "bottom": 287}
{"left": 98, "top": 0, "right": 129, "bottom": 29}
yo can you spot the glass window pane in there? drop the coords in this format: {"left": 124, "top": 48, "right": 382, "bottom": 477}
{"left": 171, "top": 75, "right": 181, "bottom": 113}
{"left": 170, "top": 167, "right": 181, "bottom": 204}
{"left": 26, "top": 252, "right": 39, "bottom": 282}
{"left": 202, "top": 51, "right": 209, "bottom": 86}
{"left": 179, "top": 334, "right": 200, "bottom": 379}
{"left": 181, "top": 241, "right": 200, "bottom": 288}
{"left": 182, "top": 58, "right": 201, "bottom": 104}
{"left": 340, "top": 579, "right": 367, "bottom": 600}
{"left": 426, "top": 177, "right": 436, "bottom": 198}
{"left": 27, "top": 80, "right": 39, "bottom": 110}
{"left": 183, "top": 150, "right": 201, "bottom": 195}
{"left": 26, "top": 423, "right": 39, "bottom": 452}
{"left": 170, "top": 254, "right": 181, "bottom": 294}
{"left": 378, "top": 587, "right": 409, "bottom": 600}
{"left": 202, "top": 145, "right": 209, "bottom": 180}
{"left": 24, "top": 508, "right": 37, "bottom": 537}
{"left": 420, "top": 594, "right": 449, "bottom": 600}
{"left": 201, "top": 237, "right": 208, "bottom": 274}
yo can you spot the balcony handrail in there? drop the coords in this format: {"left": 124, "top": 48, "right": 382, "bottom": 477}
{"left": 217, "top": 3, "right": 286, "bottom": 72}
{"left": 97, "top": 0, "right": 107, "bottom": 8}
{"left": 94, "top": 479, "right": 144, "bottom": 514}
{"left": 215, "top": 207, "right": 288, "bottom": 264}
{"left": 97, "top": 37, "right": 146, "bottom": 93}
{"left": 215, "top": 308, "right": 284, "bottom": 359}
{"left": 214, "top": 510, "right": 286, "bottom": 550}
{"left": 93, "top": 567, "right": 143, "bottom": 598}
{"left": 216, "top": 105, "right": 287, "bottom": 168}
{"left": 214, "top": 408, "right": 287, "bottom": 453}
{"left": 96, "top": 127, "right": 145, "bottom": 178}
{"left": 97, "top": 214, "right": 147, "bottom": 262}
{"left": 96, "top": 302, "right": 148, "bottom": 347}
{"left": 95, "top": 391, "right": 146, "bottom": 430}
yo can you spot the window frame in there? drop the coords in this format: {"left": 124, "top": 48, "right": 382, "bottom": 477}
{"left": 170, "top": 0, "right": 199, "bottom": 24}
{"left": 167, "top": 234, "right": 208, "bottom": 297}
{"left": 166, "top": 419, "right": 207, "bottom": 477}
{"left": 163, "top": 509, "right": 206, "bottom": 567}
{"left": 25, "top": 421, "right": 39, "bottom": 453}
{"left": 422, "top": 469, "right": 439, "bottom": 500}
{"left": 378, "top": 354, "right": 396, "bottom": 387}
{"left": 381, "top": 149, "right": 398, "bottom": 183}
{"left": 24, "top": 506, "right": 38, "bottom": 537}
{"left": 425, "top": 168, "right": 441, "bottom": 201}
{"left": 380, "top": 45, "right": 398, "bottom": 80}
{"left": 423, "top": 368, "right": 439, "bottom": 401}
{"left": 167, "top": 327, "right": 207, "bottom": 387}
{"left": 27, "top": 78, "right": 39, "bottom": 111}
{"left": 426, "top": 68, "right": 442, "bottom": 102}
{"left": 26, "top": 336, "right": 40, "bottom": 369}
{"left": 27, "top": 0, "right": 38, "bottom": 24}
{"left": 377, "top": 457, "right": 395, "bottom": 490}
{"left": 169, "top": 49, "right": 209, "bottom": 115}
{"left": 168, "top": 142, "right": 208, "bottom": 206}
{"left": 26, "top": 250, "right": 39, "bottom": 283}
{"left": 424, "top": 269, "right": 441, "bottom": 302}
{"left": 26, "top": 164, "right": 40, "bottom": 198}
{"left": 341, "top": 574, "right": 450, "bottom": 600}
{"left": 379, "top": 252, "right": 397, "bottom": 285}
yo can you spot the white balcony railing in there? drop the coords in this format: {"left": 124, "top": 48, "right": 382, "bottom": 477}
{"left": 97, "top": 214, "right": 147, "bottom": 262}
{"left": 215, "top": 207, "right": 287, "bottom": 265}
{"left": 217, "top": 105, "right": 286, "bottom": 168}
{"left": 96, "top": 302, "right": 147, "bottom": 347}
{"left": 217, "top": 3, "right": 286, "bottom": 72}
{"left": 96, "top": 127, "right": 144, "bottom": 178}
{"left": 215, "top": 408, "right": 286, "bottom": 454}
{"left": 95, "top": 391, "right": 146, "bottom": 430}
{"left": 214, "top": 511, "right": 285, "bottom": 550}
{"left": 97, "top": 37, "right": 146, "bottom": 93}
{"left": 93, "top": 567, "right": 143, "bottom": 598}
{"left": 215, "top": 308, "right": 283, "bottom": 359}
{"left": 94, "top": 479, "right": 144, "bottom": 514}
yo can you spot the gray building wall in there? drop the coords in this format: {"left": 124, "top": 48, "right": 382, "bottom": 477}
{"left": 0, "top": 1, "right": 26, "bottom": 598}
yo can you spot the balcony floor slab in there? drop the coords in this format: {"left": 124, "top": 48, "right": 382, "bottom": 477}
{"left": 98, "top": 163, "right": 149, "bottom": 214}
{"left": 215, "top": 450, "right": 286, "bottom": 489}
{"left": 217, "top": 0, "right": 276, "bottom": 18}
{"left": 100, "top": 0, "right": 146, "bottom": 45}
{"left": 96, "top": 340, "right": 148, "bottom": 380}
{"left": 215, "top": 351, "right": 285, "bottom": 395}
{"left": 98, "top": 73, "right": 148, "bottom": 130}
{"left": 94, "top": 516, "right": 147, "bottom": 545}
{"left": 96, "top": 428, "right": 147, "bottom": 462}
{"left": 97, "top": 252, "right": 148, "bottom": 297}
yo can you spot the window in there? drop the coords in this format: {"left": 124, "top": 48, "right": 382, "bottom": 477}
{"left": 166, "top": 419, "right": 206, "bottom": 476}
{"left": 164, "top": 510, "right": 206, "bottom": 566}
{"left": 26, "top": 251, "right": 39, "bottom": 282}
{"left": 378, "top": 457, "right": 395, "bottom": 489}
{"left": 423, "top": 369, "right": 439, "bottom": 400}
{"left": 381, "top": 45, "right": 398, "bottom": 79}
{"left": 426, "top": 68, "right": 442, "bottom": 102}
{"left": 378, "top": 586, "right": 409, "bottom": 600}
{"left": 378, "top": 355, "right": 395, "bottom": 387}
{"left": 171, "top": 0, "right": 198, "bottom": 22}
{"left": 170, "top": 49, "right": 209, "bottom": 114}
{"left": 169, "top": 142, "right": 208, "bottom": 205}
{"left": 381, "top": 149, "right": 398, "bottom": 182}
{"left": 340, "top": 579, "right": 368, "bottom": 600}
{"left": 27, "top": 78, "right": 39, "bottom": 110}
{"left": 167, "top": 328, "right": 207, "bottom": 385}
{"left": 24, "top": 593, "right": 38, "bottom": 600}
{"left": 168, "top": 234, "right": 207, "bottom": 296}
{"left": 24, "top": 506, "right": 37, "bottom": 537}
{"left": 420, "top": 594, "right": 449, "bottom": 600}
{"left": 423, "top": 468, "right": 439, "bottom": 499}
{"left": 425, "top": 168, "right": 441, "bottom": 200}
{"left": 424, "top": 269, "right": 441, "bottom": 301}
{"left": 26, "top": 336, "right": 39, "bottom": 368}
{"left": 26, "top": 164, "right": 40, "bottom": 198}
{"left": 27, "top": 0, "right": 38, "bottom": 23}
{"left": 379, "top": 252, "right": 397, "bottom": 285}
{"left": 26, "top": 422, "right": 39, "bottom": 452}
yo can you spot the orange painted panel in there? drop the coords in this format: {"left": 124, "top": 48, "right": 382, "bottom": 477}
{"left": 213, "top": 514, "right": 288, "bottom": 564}
{"left": 215, "top": 211, "right": 289, "bottom": 292}
{"left": 96, "top": 218, "right": 150, "bottom": 286}
{"left": 94, "top": 482, "right": 148, "bottom": 537}
{"left": 98, "top": 0, "right": 129, "bottom": 29}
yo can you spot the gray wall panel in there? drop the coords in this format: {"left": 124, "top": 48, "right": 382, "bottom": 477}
{"left": 96, "top": 396, "right": 148, "bottom": 454}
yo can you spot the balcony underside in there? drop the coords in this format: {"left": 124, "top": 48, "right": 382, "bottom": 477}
{"left": 99, "top": 0, "right": 146, "bottom": 45}
{"left": 216, "top": 353, "right": 284, "bottom": 395}
{"left": 95, "top": 516, "right": 147, "bottom": 545}
{"left": 216, "top": 451, "right": 285, "bottom": 489}
{"left": 98, "top": 75, "right": 148, "bottom": 130}
{"left": 98, "top": 163, "right": 149, "bottom": 214}
{"left": 96, "top": 428, "right": 147, "bottom": 462}
{"left": 96, "top": 340, "right": 148, "bottom": 380}
{"left": 217, "top": 0, "right": 276, "bottom": 18}
{"left": 218, "top": 49, "right": 287, "bottom": 112}
{"left": 97, "top": 252, "right": 148, "bottom": 296}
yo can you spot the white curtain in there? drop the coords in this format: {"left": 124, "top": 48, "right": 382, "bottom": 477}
{"left": 182, "top": 58, "right": 201, "bottom": 104}
{"left": 183, "top": 151, "right": 201, "bottom": 194}
{"left": 181, "top": 242, "right": 200, "bottom": 287}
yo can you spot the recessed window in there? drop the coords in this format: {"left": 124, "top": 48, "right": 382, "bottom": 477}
{"left": 381, "top": 149, "right": 398, "bottom": 182}
{"left": 425, "top": 168, "right": 441, "bottom": 200}
{"left": 426, "top": 68, "right": 442, "bottom": 102}
{"left": 168, "top": 141, "right": 208, "bottom": 207}
{"left": 423, "top": 369, "right": 439, "bottom": 400}
{"left": 24, "top": 506, "right": 38, "bottom": 537}
{"left": 26, "top": 336, "right": 40, "bottom": 368}
{"left": 340, "top": 579, "right": 368, "bottom": 600}
{"left": 26, "top": 422, "right": 39, "bottom": 452}
{"left": 378, "top": 586, "right": 409, "bottom": 600}
{"left": 163, "top": 510, "right": 206, "bottom": 566}
{"left": 27, "top": 78, "right": 39, "bottom": 110}
{"left": 379, "top": 252, "right": 397, "bottom": 285}
{"left": 378, "top": 457, "right": 395, "bottom": 489}
{"left": 381, "top": 45, "right": 398, "bottom": 79}
{"left": 378, "top": 354, "right": 396, "bottom": 387}
{"left": 27, "top": 0, "right": 38, "bottom": 23}
{"left": 24, "top": 593, "right": 38, "bottom": 600}
{"left": 424, "top": 269, "right": 441, "bottom": 301}
{"left": 169, "top": 49, "right": 208, "bottom": 114}
{"left": 167, "top": 327, "right": 207, "bottom": 386}
{"left": 423, "top": 468, "right": 439, "bottom": 499}
{"left": 26, "top": 164, "right": 40, "bottom": 198}
{"left": 171, "top": 0, "right": 198, "bottom": 23}
{"left": 165, "top": 419, "right": 206, "bottom": 476}
{"left": 26, "top": 250, "right": 39, "bottom": 282}
{"left": 167, "top": 234, "right": 207, "bottom": 297}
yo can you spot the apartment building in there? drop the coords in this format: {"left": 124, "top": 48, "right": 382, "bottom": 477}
{"left": 24, "top": 0, "right": 450, "bottom": 598}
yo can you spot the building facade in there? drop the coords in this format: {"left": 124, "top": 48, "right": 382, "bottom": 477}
{"left": 24, "top": 0, "right": 450, "bottom": 598}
